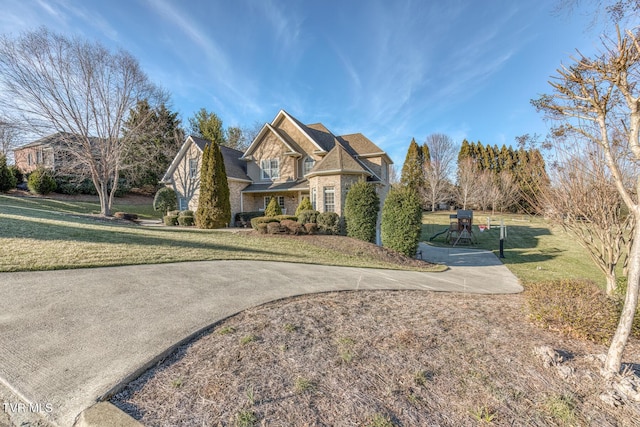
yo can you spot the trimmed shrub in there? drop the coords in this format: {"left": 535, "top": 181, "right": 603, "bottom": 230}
{"left": 344, "top": 180, "right": 379, "bottom": 243}
{"left": 525, "top": 279, "right": 640, "bottom": 344}
{"left": 267, "top": 221, "right": 284, "bottom": 234}
{"left": 275, "top": 214, "right": 297, "bottom": 222}
{"left": 298, "top": 210, "right": 319, "bottom": 225}
{"left": 250, "top": 216, "right": 280, "bottom": 230}
{"left": 9, "top": 165, "right": 23, "bottom": 184}
{"left": 53, "top": 175, "right": 129, "bottom": 197}
{"left": 280, "top": 219, "right": 305, "bottom": 235}
{"left": 264, "top": 197, "right": 282, "bottom": 217}
{"left": 304, "top": 223, "right": 317, "bottom": 234}
{"left": 178, "top": 215, "right": 195, "bottom": 226}
{"left": 179, "top": 210, "right": 194, "bottom": 217}
{"left": 153, "top": 187, "right": 177, "bottom": 215}
{"left": 27, "top": 167, "right": 57, "bottom": 195}
{"left": 0, "top": 154, "right": 17, "bottom": 192}
{"left": 295, "top": 197, "right": 313, "bottom": 216}
{"left": 234, "top": 211, "right": 263, "bottom": 228}
{"left": 317, "top": 211, "right": 341, "bottom": 235}
{"left": 163, "top": 215, "right": 178, "bottom": 226}
{"left": 257, "top": 223, "right": 268, "bottom": 234}
{"left": 381, "top": 187, "right": 422, "bottom": 257}
{"left": 167, "top": 210, "right": 180, "bottom": 217}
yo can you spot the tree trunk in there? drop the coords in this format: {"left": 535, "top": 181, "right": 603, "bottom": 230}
{"left": 603, "top": 216, "right": 640, "bottom": 377}
{"left": 605, "top": 272, "right": 617, "bottom": 296}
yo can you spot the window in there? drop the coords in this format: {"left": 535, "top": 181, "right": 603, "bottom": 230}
{"left": 265, "top": 196, "right": 285, "bottom": 210}
{"left": 27, "top": 153, "right": 33, "bottom": 166}
{"left": 323, "top": 186, "right": 335, "bottom": 212}
{"left": 189, "top": 159, "right": 198, "bottom": 178}
{"left": 311, "top": 187, "right": 317, "bottom": 210}
{"left": 261, "top": 158, "right": 280, "bottom": 180}
{"left": 178, "top": 197, "right": 188, "bottom": 211}
{"left": 36, "top": 150, "right": 43, "bottom": 164}
{"left": 303, "top": 156, "right": 315, "bottom": 175}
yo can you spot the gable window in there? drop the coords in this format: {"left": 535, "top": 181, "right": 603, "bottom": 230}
{"left": 261, "top": 158, "right": 280, "bottom": 180}
{"left": 264, "top": 196, "right": 285, "bottom": 210}
{"left": 303, "top": 156, "right": 315, "bottom": 176}
{"left": 323, "top": 186, "right": 335, "bottom": 212}
{"left": 311, "top": 187, "right": 317, "bottom": 210}
{"left": 189, "top": 158, "right": 198, "bottom": 178}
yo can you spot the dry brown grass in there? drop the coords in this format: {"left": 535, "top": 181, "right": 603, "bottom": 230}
{"left": 112, "top": 291, "right": 640, "bottom": 426}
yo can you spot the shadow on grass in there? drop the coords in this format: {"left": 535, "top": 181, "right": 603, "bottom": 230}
{"left": 0, "top": 214, "right": 284, "bottom": 257}
{"left": 421, "top": 224, "right": 563, "bottom": 265}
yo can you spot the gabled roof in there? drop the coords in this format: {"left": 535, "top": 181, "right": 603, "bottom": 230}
{"left": 161, "top": 135, "right": 250, "bottom": 183}
{"left": 14, "top": 132, "right": 83, "bottom": 150}
{"left": 306, "top": 144, "right": 371, "bottom": 178}
{"left": 241, "top": 122, "right": 301, "bottom": 159}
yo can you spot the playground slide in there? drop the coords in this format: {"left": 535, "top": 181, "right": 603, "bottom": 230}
{"left": 429, "top": 228, "right": 449, "bottom": 241}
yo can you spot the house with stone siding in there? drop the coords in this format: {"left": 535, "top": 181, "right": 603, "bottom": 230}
{"left": 161, "top": 109, "right": 392, "bottom": 225}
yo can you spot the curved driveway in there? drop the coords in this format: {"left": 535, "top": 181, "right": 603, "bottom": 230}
{"left": 0, "top": 245, "right": 520, "bottom": 426}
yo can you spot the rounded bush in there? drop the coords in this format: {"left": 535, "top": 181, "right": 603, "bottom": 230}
{"left": 280, "top": 219, "right": 305, "bottom": 235}
{"left": 153, "top": 187, "right": 178, "bottom": 215}
{"left": 381, "top": 187, "right": 422, "bottom": 257}
{"left": 267, "top": 221, "right": 284, "bottom": 234}
{"left": 27, "top": 167, "right": 57, "bottom": 195}
{"left": 304, "top": 223, "right": 317, "bottom": 235}
{"left": 317, "top": 212, "right": 341, "bottom": 235}
{"left": 163, "top": 215, "right": 178, "bottom": 226}
{"left": 178, "top": 215, "right": 194, "bottom": 226}
{"left": 250, "top": 216, "right": 280, "bottom": 230}
{"left": 257, "top": 223, "right": 268, "bottom": 234}
{"left": 297, "top": 210, "right": 319, "bottom": 225}
{"left": 8, "top": 165, "right": 23, "bottom": 184}
{"left": 179, "top": 210, "right": 194, "bottom": 217}
{"left": 114, "top": 212, "right": 139, "bottom": 221}
{"left": 275, "top": 214, "right": 297, "bottom": 222}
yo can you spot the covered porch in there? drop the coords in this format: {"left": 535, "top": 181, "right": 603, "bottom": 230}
{"left": 240, "top": 180, "right": 310, "bottom": 216}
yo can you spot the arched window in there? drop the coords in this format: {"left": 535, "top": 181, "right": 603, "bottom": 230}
{"left": 303, "top": 156, "right": 315, "bottom": 176}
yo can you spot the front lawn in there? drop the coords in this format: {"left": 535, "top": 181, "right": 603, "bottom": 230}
{"left": 0, "top": 194, "right": 441, "bottom": 272}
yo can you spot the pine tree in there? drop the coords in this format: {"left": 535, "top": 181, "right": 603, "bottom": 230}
{"left": 400, "top": 138, "right": 425, "bottom": 191}
{"left": 195, "top": 142, "right": 231, "bottom": 228}
{"left": 458, "top": 139, "right": 472, "bottom": 163}
{"left": 421, "top": 142, "right": 430, "bottom": 163}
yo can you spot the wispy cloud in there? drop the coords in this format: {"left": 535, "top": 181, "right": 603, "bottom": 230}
{"left": 144, "top": 0, "right": 263, "bottom": 118}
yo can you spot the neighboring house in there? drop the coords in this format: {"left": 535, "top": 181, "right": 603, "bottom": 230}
{"left": 162, "top": 109, "right": 393, "bottom": 225}
{"left": 13, "top": 133, "right": 70, "bottom": 173}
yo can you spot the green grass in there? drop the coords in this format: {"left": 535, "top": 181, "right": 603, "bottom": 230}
{"left": 0, "top": 194, "right": 439, "bottom": 272}
{"left": 421, "top": 212, "right": 606, "bottom": 286}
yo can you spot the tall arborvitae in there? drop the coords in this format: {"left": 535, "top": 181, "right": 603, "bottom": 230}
{"left": 458, "top": 139, "right": 472, "bottom": 163}
{"left": 195, "top": 142, "right": 231, "bottom": 228}
{"left": 400, "top": 138, "right": 425, "bottom": 191}
{"left": 421, "top": 142, "right": 431, "bottom": 163}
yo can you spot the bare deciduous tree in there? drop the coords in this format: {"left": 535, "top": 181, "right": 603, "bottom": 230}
{"left": 533, "top": 27, "right": 640, "bottom": 378}
{"left": 540, "top": 139, "right": 633, "bottom": 295}
{"left": 0, "top": 28, "right": 160, "bottom": 215}
{"left": 455, "top": 157, "right": 480, "bottom": 210}
{"left": 0, "top": 117, "right": 21, "bottom": 160}
{"left": 423, "top": 133, "right": 456, "bottom": 211}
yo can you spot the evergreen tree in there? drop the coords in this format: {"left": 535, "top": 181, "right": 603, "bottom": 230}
{"left": 421, "top": 142, "right": 431, "bottom": 163}
{"left": 295, "top": 197, "right": 313, "bottom": 216}
{"left": 344, "top": 180, "right": 380, "bottom": 243}
{"left": 0, "top": 154, "right": 16, "bottom": 192}
{"left": 458, "top": 139, "right": 472, "bottom": 163}
{"left": 400, "top": 138, "right": 425, "bottom": 191}
{"left": 195, "top": 142, "right": 231, "bottom": 228}
{"left": 381, "top": 186, "right": 422, "bottom": 257}
{"left": 264, "top": 196, "right": 282, "bottom": 217}
{"left": 122, "top": 99, "right": 184, "bottom": 188}
{"left": 188, "top": 108, "right": 225, "bottom": 145}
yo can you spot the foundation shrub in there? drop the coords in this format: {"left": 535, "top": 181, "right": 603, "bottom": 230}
{"left": 280, "top": 219, "right": 305, "bottom": 235}
{"left": 250, "top": 216, "right": 280, "bottom": 230}
{"left": 317, "top": 212, "right": 341, "bottom": 235}
{"left": 297, "top": 210, "right": 319, "bottom": 224}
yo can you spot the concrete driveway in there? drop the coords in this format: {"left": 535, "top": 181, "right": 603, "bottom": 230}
{"left": 0, "top": 247, "right": 520, "bottom": 426}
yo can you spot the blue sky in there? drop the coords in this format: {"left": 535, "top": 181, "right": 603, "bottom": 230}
{"left": 1, "top": 0, "right": 603, "bottom": 165}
